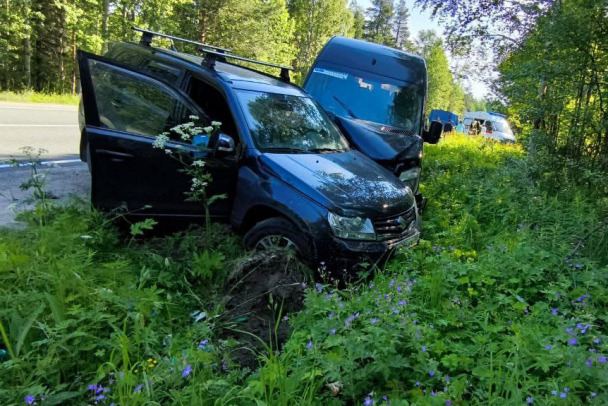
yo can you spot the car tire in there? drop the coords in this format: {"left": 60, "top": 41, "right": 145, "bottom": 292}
{"left": 243, "top": 217, "right": 311, "bottom": 259}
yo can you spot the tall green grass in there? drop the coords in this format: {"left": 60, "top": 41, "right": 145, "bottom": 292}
{"left": 0, "top": 134, "right": 607, "bottom": 405}
{"left": 0, "top": 91, "right": 79, "bottom": 105}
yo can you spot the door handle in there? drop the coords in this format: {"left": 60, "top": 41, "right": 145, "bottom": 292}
{"left": 97, "top": 149, "right": 134, "bottom": 162}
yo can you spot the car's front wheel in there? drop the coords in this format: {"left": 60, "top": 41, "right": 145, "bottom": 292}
{"left": 243, "top": 217, "right": 311, "bottom": 258}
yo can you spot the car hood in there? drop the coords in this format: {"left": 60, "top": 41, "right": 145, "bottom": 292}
{"left": 259, "top": 150, "right": 414, "bottom": 218}
{"left": 333, "top": 115, "right": 422, "bottom": 163}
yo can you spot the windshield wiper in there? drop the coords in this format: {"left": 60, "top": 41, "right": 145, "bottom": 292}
{"left": 332, "top": 95, "right": 358, "bottom": 119}
{"left": 261, "top": 147, "right": 312, "bottom": 154}
{"left": 309, "top": 148, "right": 345, "bottom": 153}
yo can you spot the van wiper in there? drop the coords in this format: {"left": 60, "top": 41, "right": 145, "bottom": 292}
{"left": 332, "top": 95, "right": 358, "bottom": 119}
{"left": 261, "top": 147, "right": 312, "bottom": 153}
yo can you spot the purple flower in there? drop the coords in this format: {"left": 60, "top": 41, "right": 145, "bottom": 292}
{"left": 551, "top": 308, "right": 558, "bottom": 315}
{"left": 545, "top": 345, "right": 552, "bottom": 350}
{"left": 526, "top": 396, "right": 533, "bottom": 404}
{"left": 591, "top": 392, "right": 597, "bottom": 397}
{"left": 134, "top": 384, "right": 143, "bottom": 393}
{"left": 421, "top": 346, "right": 427, "bottom": 352}
{"left": 566, "top": 327, "right": 574, "bottom": 333}
{"left": 415, "top": 381, "right": 421, "bottom": 386}
{"left": 182, "top": 365, "right": 192, "bottom": 377}
{"left": 24, "top": 396, "right": 35, "bottom": 405}
{"left": 560, "top": 393, "right": 567, "bottom": 398}
{"left": 87, "top": 384, "right": 97, "bottom": 391}
{"left": 330, "top": 329, "right": 337, "bottom": 335}
{"left": 345, "top": 320, "right": 351, "bottom": 327}
{"left": 222, "top": 359, "right": 227, "bottom": 372}
{"left": 307, "top": 341, "right": 313, "bottom": 349}
{"left": 446, "top": 401, "right": 452, "bottom": 405}
{"left": 364, "top": 396, "right": 374, "bottom": 405}
{"left": 564, "top": 388, "right": 569, "bottom": 392}
{"left": 598, "top": 355, "right": 607, "bottom": 363}
{"left": 587, "top": 358, "right": 593, "bottom": 367}
{"left": 429, "top": 370, "right": 435, "bottom": 377}
{"left": 199, "top": 339, "right": 209, "bottom": 348}
{"left": 444, "top": 376, "right": 450, "bottom": 381}
{"left": 551, "top": 390, "right": 557, "bottom": 396}
{"left": 328, "top": 312, "right": 334, "bottom": 318}
{"left": 370, "top": 318, "right": 379, "bottom": 324}
{"left": 569, "top": 338, "right": 578, "bottom": 346}
{"left": 95, "top": 394, "right": 106, "bottom": 402}
{"left": 594, "top": 339, "right": 601, "bottom": 344}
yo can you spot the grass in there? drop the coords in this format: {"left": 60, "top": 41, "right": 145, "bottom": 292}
{"left": 0, "top": 134, "right": 607, "bottom": 405}
{"left": 0, "top": 91, "right": 79, "bottom": 105}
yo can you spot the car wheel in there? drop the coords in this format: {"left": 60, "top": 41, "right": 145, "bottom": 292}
{"left": 244, "top": 217, "right": 311, "bottom": 258}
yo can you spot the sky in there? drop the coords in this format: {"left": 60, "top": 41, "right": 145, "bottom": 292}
{"left": 356, "top": 0, "right": 490, "bottom": 99}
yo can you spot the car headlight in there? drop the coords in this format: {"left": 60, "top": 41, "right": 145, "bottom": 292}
{"left": 327, "top": 212, "right": 376, "bottom": 240}
{"left": 399, "top": 167, "right": 421, "bottom": 193}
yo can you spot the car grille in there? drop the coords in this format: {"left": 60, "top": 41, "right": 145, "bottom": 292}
{"left": 372, "top": 208, "right": 416, "bottom": 241}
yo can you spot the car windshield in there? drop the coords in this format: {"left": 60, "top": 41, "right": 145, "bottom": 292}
{"left": 236, "top": 90, "right": 349, "bottom": 153}
{"left": 493, "top": 120, "right": 512, "bottom": 133}
{"left": 305, "top": 66, "right": 424, "bottom": 133}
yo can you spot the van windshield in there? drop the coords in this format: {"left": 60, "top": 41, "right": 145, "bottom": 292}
{"left": 236, "top": 90, "right": 349, "bottom": 153}
{"left": 305, "top": 66, "right": 424, "bottom": 134}
{"left": 493, "top": 120, "right": 512, "bottom": 133}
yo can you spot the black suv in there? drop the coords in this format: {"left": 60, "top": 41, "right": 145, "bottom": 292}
{"left": 77, "top": 28, "right": 441, "bottom": 270}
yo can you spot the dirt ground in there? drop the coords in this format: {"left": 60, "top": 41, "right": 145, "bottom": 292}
{"left": 0, "top": 162, "right": 90, "bottom": 229}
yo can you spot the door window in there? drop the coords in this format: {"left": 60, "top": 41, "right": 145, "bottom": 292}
{"left": 187, "top": 77, "right": 239, "bottom": 141}
{"left": 88, "top": 59, "right": 194, "bottom": 138}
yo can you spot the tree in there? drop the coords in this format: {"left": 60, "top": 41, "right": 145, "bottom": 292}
{"left": 363, "top": 0, "right": 394, "bottom": 46}
{"left": 350, "top": 1, "right": 365, "bottom": 39}
{"left": 414, "top": 30, "right": 453, "bottom": 113}
{"left": 392, "top": 0, "right": 412, "bottom": 50}
{"left": 289, "top": 0, "right": 353, "bottom": 79}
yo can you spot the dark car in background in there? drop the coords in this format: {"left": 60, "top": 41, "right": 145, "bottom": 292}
{"left": 77, "top": 28, "right": 441, "bottom": 271}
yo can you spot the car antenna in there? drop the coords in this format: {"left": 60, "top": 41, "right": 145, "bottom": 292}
{"left": 132, "top": 26, "right": 232, "bottom": 54}
{"left": 199, "top": 48, "right": 293, "bottom": 83}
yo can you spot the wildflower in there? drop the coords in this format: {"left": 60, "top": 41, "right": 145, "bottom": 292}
{"left": 594, "top": 339, "right": 601, "bottom": 344}
{"left": 444, "top": 376, "right": 450, "bottom": 382}
{"left": 25, "top": 396, "right": 35, "bottom": 405}
{"left": 134, "top": 384, "right": 143, "bottom": 393}
{"left": 282, "top": 315, "right": 289, "bottom": 322}
{"left": 545, "top": 345, "right": 552, "bottom": 350}
{"left": 87, "top": 384, "right": 97, "bottom": 391}
{"left": 345, "top": 320, "right": 351, "bottom": 327}
{"left": 189, "top": 115, "right": 200, "bottom": 120}
{"left": 551, "top": 390, "right": 557, "bottom": 396}
{"left": 598, "top": 355, "right": 607, "bottom": 363}
{"left": 446, "top": 401, "right": 452, "bottom": 405}
{"left": 415, "top": 382, "right": 421, "bottom": 387}
{"left": 564, "top": 388, "right": 569, "bottom": 392}
{"left": 222, "top": 359, "right": 227, "bottom": 372}
{"left": 199, "top": 339, "right": 209, "bottom": 348}
{"left": 203, "top": 126, "right": 214, "bottom": 133}
{"left": 569, "top": 338, "right": 578, "bottom": 346}
{"left": 192, "top": 160, "right": 205, "bottom": 167}
{"left": 307, "top": 341, "right": 313, "bottom": 349}
{"left": 153, "top": 133, "right": 169, "bottom": 149}
{"left": 560, "top": 393, "right": 567, "bottom": 398}
{"left": 526, "top": 396, "right": 533, "bottom": 404}
{"left": 328, "top": 312, "right": 334, "bottom": 318}
{"left": 182, "top": 365, "right": 192, "bottom": 377}
{"left": 587, "top": 358, "right": 593, "bottom": 367}
{"left": 421, "top": 346, "right": 427, "bottom": 352}
{"left": 364, "top": 396, "right": 374, "bottom": 405}
{"left": 591, "top": 392, "right": 597, "bottom": 397}
{"left": 551, "top": 308, "right": 558, "bottom": 315}
{"left": 95, "top": 395, "right": 106, "bottom": 402}
{"left": 429, "top": 370, "right": 435, "bottom": 377}
{"left": 330, "top": 329, "right": 337, "bottom": 335}
{"left": 370, "top": 318, "right": 379, "bottom": 324}
{"left": 211, "top": 121, "right": 222, "bottom": 127}
{"left": 566, "top": 327, "right": 574, "bottom": 333}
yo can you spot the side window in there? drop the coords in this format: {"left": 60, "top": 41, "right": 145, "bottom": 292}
{"left": 88, "top": 59, "right": 195, "bottom": 138}
{"left": 187, "top": 77, "right": 238, "bottom": 141}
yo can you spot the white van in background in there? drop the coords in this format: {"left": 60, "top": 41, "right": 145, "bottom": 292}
{"left": 462, "top": 111, "right": 516, "bottom": 143}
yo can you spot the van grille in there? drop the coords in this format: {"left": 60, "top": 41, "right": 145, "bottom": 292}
{"left": 373, "top": 208, "right": 416, "bottom": 241}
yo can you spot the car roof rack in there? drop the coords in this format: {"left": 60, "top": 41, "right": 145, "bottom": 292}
{"left": 132, "top": 26, "right": 232, "bottom": 54}
{"left": 199, "top": 48, "right": 292, "bottom": 82}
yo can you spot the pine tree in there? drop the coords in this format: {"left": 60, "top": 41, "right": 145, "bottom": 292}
{"left": 392, "top": 0, "right": 412, "bottom": 50}
{"left": 363, "top": 0, "right": 394, "bottom": 46}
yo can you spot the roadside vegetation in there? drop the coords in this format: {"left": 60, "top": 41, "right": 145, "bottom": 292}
{"left": 1, "top": 134, "right": 607, "bottom": 405}
{"left": 0, "top": 91, "right": 79, "bottom": 105}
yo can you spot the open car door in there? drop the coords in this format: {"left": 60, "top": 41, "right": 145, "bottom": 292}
{"left": 78, "top": 50, "right": 236, "bottom": 219}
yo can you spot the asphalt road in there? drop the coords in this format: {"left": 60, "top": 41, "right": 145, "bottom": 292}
{"left": 0, "top": 102, "right": 90, "bottom": 228}
{"left": 0, "top": 101, "right": 81, "bottom": 162}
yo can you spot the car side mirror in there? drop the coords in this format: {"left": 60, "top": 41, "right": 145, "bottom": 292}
{"left": 422, "top": 121, "right": 442, "bottom": 144}
{"left": 214, "top": 133, "right": 235, "bottom": 156}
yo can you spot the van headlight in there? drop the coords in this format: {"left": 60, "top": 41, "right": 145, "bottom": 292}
{"left": 399, "top": 167, "right": 421, "bottom": 193}
{"left": 328, "top": 212, "right": 376, "bottom": 240}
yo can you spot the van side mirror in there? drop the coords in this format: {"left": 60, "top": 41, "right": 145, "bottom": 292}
{"left": 422, "top": 121, "right": 442, "bottom": 144}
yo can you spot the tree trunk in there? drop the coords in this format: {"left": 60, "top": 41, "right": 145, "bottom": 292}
{"left": 71, "top": 29, "right": 76, "bottom": 95}
{"left": 24, "top": 35, "right": 31, "bottom": 89}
